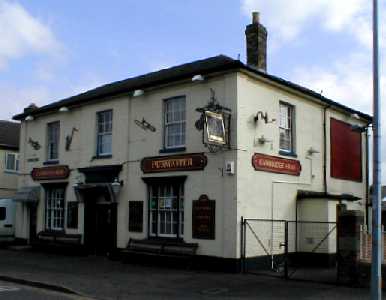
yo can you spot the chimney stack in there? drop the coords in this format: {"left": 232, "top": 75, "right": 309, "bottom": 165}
{"left": 245, "top": 12, "right": 267, "bottom": 72}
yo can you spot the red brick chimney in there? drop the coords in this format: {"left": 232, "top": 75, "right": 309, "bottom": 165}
{"left": 245, "top": 12, "right": 267, "bottom": 72}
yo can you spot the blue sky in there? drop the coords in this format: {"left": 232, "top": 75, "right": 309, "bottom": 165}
{"left": 0, "top": 0, "right": 385, "bottom": 177}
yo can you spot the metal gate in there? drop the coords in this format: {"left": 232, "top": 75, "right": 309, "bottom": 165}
{"left": 241, "top": 218, "right": 288, "bottom": 278}
{"left": 241, "top": 218, "right": 338, "bottom": 283}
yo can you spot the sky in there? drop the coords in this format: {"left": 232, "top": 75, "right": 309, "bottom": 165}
{"left": 0, "top": 0, "right": 385, "bottom": 180}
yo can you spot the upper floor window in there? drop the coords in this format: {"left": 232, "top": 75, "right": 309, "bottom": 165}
{"left": 164, "top": 97, "right": 186, "bottom": 149}
{"left": 5, "top": 152, "right": 19, "bottom": 172}
{"left": 279, "top": 102, "right": 295, "bottom": 154}
{"left": 96, "top": 110, "right": 113, "bottom": 156}
{"left": 47, "top": 121, "right": 60, "bottom": 161}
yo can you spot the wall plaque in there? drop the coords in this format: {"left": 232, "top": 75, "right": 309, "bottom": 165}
{"left": 192, "top": 194, "right": 215, "bottom": 240}
{"left": 252, "top": 153, "right": 301, "bottom": 176}
{"left": 31, "top": 166, "right": 70, "bottom": 181}
{"left": 141, "top": 153, "right": 207, "bottom": 174}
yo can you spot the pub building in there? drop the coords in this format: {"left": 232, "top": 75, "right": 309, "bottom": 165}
{"left": 12, "top": 14, "right": 371, "bottom": 271}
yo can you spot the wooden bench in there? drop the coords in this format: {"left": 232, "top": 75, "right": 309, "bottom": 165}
{"left": 123, "top": 238, "right": 198, "bottom": 267}
{"left": 34, "top": 231, "right": 83, "bottom": 253}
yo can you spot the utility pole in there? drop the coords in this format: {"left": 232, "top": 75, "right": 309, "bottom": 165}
{"left": 371, "top": 0, "right": 382, "bottom": 299}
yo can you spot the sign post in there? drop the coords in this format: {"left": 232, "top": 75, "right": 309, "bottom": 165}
{"left": 371, "top": 0, "right": 382, "bottom": 299}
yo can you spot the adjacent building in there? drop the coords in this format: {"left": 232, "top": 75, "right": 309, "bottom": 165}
{"left": 12, "top": 14, "right": 371, "bottom": 270}
{"left": 0, "top": 120, "right": 20, "bottom": 198}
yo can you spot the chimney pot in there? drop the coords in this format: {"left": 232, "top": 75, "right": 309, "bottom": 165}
{"left": 252, "top": 12, "right": 260, "bottom": 24}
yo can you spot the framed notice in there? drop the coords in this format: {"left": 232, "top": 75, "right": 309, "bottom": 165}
{"left": 192, "top": 195, "right": 215, "bottom": 240}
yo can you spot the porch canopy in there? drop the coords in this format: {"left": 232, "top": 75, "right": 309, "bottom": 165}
{"left": 13, "top": 186, "right": 40, "bottom": 203}
{"left": 297, "top": 190, "right": 361, "bottom": 201}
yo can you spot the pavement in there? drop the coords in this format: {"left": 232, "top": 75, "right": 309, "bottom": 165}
{"left": 0, "top": 248, "right": 381, "bottom": 300}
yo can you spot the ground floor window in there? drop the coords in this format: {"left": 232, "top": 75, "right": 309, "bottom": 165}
{"left": 45, "top": 187, "right": 65, "bottom": 231}
{"left": 149, "top": 183, "right": 184, "bottom": 238}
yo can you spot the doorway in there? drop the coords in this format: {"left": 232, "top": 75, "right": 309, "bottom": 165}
{"left": 83, "top": 188, "right": 117, "bottom": 256}
{"left": 29, "top": 205, "right": 37, "bottom": 243}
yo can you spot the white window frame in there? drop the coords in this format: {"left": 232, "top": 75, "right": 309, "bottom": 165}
{"left": 4, "top": 152, "right": 19, "bottom": 172}
{"left": 149, "top": 184, "right": 184, "bottom": 238}
{"left": 45, "top": 187, "right": 65, "bottom": 231}
{"left": 279, "top": 102, "right": 295, "bottom": 153}
{"left": 96, "top": 110, "right": 113, "bottom": 156}
{"left": 164, "top": 97, "right": 186, "bottom": 149}
{"left": 47, "top": 121, "right": 60, "bottom": 161}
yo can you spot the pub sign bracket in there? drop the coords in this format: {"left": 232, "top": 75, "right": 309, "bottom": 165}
{"left": 195, "top": 88, "right": 232, "bottom": 153}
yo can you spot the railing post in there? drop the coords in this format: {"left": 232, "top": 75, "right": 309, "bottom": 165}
{"left": 241, "top": 216, "right": 245, "bottom": 273}
{"left": 284, "top": 221, "right": 289, "bottom": 280}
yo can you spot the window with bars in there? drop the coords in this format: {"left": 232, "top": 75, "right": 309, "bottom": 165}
{"left": 279, "top": 102, "right": 295, "bottom": 153}
{"left": 45, "top": 187, "right": 65, "bottom": 231}
{"left": 164, "top": 97, "right": 186, "bottom": 149}
{"left": 149, "top": 183, "right": 184, "bottom": 238}
{"left": 5, "top": 152, "right": 19, "bottom": 172}
{"left": 47, "top": 121, "right": 60, "bottom": 161}
{"left": 96, "top": 110, "right": 113, "bottom": 156}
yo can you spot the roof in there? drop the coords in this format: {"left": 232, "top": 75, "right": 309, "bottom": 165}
{"left": 13, "top": 55, "right": 372, "bottom": 122}
{"left": 0, "top": 121, "right": 20, "bottom": 150}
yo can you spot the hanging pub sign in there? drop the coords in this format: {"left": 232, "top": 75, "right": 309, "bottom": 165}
{"left": 31, "top": 165, "right": 70, "bottom": 181}
{"left": 192, "top": 194, "right": 216, "bottom": 240}
{"left": 141, "top": 153, "right": 207, "bottom": 174}
{"left": 252, "top": 153, "right": 301, "bottom": 176}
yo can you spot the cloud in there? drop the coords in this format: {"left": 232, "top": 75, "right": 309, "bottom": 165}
{"left": 0, "top": 0, "right": 62, "bottom": 69}
{"left": 0, "top": 84, "right": 51, "bottom": 120}
{"left": 240, "top": 0, "right": 371, "bottom": 46}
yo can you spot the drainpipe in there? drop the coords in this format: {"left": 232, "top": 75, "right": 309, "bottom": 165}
{"left": 323, "top": 106, "right": 330, "bottom": 194}
{"left": 365, "top": 126, "right": 370, "bottom": 228}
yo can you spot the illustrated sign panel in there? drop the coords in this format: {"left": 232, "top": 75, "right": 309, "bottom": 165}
{"left": 31, "top": 166, "right": 70, "bottom": 181}
{"left": 192, "top": 194, "right": 215, "bottom": 240}
{"left": 141, "top": 153, "right": 207, "bottom": 174}
{"left": 252, "top": 153, "right": 301, "bottom": 176}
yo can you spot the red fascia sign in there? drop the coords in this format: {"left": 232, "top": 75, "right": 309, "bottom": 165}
{"left": 31, "top": 166, "right": 70, "bottom": 181}
{"left": 252, "top": 153, "right": 301, "bottom": 176}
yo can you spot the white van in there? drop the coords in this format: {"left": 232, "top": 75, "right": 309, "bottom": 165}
{"left": 0, "top": 199, "right": 16, "bottom": 242}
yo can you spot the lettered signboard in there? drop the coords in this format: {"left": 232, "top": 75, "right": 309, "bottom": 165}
{"left": 252, "top": 153, "right": 301, "bottom": 176}
{"left": 192, "top": 194, "right": 215, "bottom": 240}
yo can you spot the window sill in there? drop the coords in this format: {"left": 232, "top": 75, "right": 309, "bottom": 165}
{"left": 92, "top": 154, "right": 112, "bottom": 160}
{"left": 43, "top": 160, "right": 60, "bottom": 166}
{"left": 279, "top": 150, "right": 297, "bottom": 158}
{"left": 159, "top": 147, "right": 186, "bottom": 154}
{"left": 4, "top": 170, "right": 18, "bottom": 174}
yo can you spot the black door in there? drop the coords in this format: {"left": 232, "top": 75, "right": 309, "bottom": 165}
{"left": 84, "top": 197, "right": 117, "bottom": 256}
{"left": 29, "top": 205, "right": 37, "bottom": 243}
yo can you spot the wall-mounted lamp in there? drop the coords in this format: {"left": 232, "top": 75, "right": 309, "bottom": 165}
{"left": 254, "top": 111, "right": 276, "bottom": 124}
{"left": 25, "top": 115, "right": 34, "bottom": 121}
{"left": 111, "top": 178, "right": 123, "bottom": 196}
{"left": 133, "top": 89, "right": 144, "bottom": 97}
{"left": 307, "top": 147, "right": 320, "bottom": 156}
{"left": 192, "top": 74, "right": 205, "bottom": 82}
{"left": 59, "top": 106, "right": 69, "bottom": 113}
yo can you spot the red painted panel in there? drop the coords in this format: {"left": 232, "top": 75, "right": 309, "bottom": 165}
{"left": 330, "top": 118, "right": 362, "bottom": 182}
